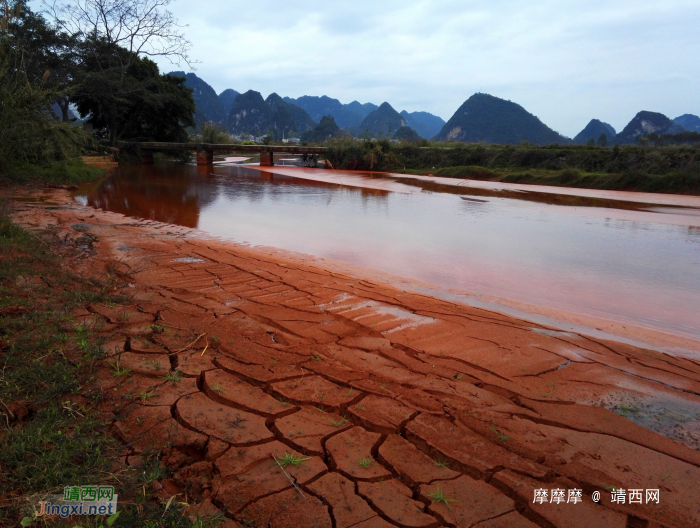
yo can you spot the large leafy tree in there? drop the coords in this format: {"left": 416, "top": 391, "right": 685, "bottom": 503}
{"left": 73, "top": 36, "right": 194, "bottom": 142}
{"left": 45, "top": 0, "right": 196, "bottom": 144}
{"left": 5, "top": 0, "right": 77, "bottom": 121}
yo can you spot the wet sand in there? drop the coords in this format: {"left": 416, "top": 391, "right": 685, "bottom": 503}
{"left": 9, "top": 188, "right": 700, "bottom": 528}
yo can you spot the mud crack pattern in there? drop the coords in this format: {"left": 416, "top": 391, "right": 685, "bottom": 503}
{"left": 9, "top": 191, "right": 700, "bottom": 528}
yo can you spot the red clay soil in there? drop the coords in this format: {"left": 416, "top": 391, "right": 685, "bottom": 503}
{"left": 7, "top": 188, "right": 700, "bottom": 528}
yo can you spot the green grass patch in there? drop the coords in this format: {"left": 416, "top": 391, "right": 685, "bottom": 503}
{"left": 433, "top": 165, "right": 501, "bottom": 179}
{"left": 0, "top": 159, "right": 105, "bottom": 186}
{"left": 0, "top": 206, "right": 223, "bottom": 527}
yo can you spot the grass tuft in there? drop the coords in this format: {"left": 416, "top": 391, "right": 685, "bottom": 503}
{"left": 277, "top": 452, "right": 309, "bottom": 468}
{"left": 428, "top": 487, "right": 457, "bottom": 508}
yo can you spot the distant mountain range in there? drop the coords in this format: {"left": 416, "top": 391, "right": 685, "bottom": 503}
{"left": 573, "top": 119, "right": 616, "bottom": 145}
{"left": 614, "top": 111, "right": 686, "bottom": 144}
{"left": 434, "top": 93, "right": 570, "bottom": 145}
{"left": 169, "top": 71, "right": 228, "bottom": 126}
{"left": 170, "top": 71, "right": 697, "bottom": 146}
{"left": 400, "top": 111, "right": 445, "bottom": 140}
{"left": 283, "top": 95, "right": 377, "bottom": 128}
{"left": 227, "top": 90, "right": 315, "bottom": 139}
{"left": 674, "top": 114, "right": 700, "bottom": 133}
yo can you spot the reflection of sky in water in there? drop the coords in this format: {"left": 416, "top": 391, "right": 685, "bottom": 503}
{"left": 76, "top": 164, "right": 700, "bottom": 340}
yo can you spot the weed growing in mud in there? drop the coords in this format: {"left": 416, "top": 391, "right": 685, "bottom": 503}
{"left": 330, "top": 415, "right": 349, "bottom": 427}
{"left": 277, "top": 453, "right": 309, "bottom": 468}
{"left": 163, "top": 370, "right": 183, "bottom": 382}
{"left": 277, "top": 396, "right": 289, "bottom": 406}
{"left": 433, "top": 458, "right": 450, "bottom": 467}
{"left": 358, "top": 457, "right": 374, "bottom": 469}
{"left": 490, "top": 425, "right": 512, "bottom": 442}
{"left": 0, "top": 213, "right": 222, "bottom": 526}
{"left": 428, "top": 487, "right": 457, "bottom": 508}
{"left": 109, "top": 359, "right": 132, "bottom": 378}
{"left": 139, "top": 389, "right": 155, "bottom": 402}
{"left": 310, "top": 354, "right": 323, "bottom": 361}
{"left": 210, "top": 384, "right": 225, "bottom": 393}
{"left": 353, "top": 405, "right": 366, "bottom": 411}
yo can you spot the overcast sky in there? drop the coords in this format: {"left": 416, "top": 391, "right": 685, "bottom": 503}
{"left": 95, "top": 1, "right": 700, "bottom": 136}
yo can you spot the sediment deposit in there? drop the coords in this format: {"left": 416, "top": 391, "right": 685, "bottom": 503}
{"left": 9, "top": 189, "right": 700, "bottom": 528}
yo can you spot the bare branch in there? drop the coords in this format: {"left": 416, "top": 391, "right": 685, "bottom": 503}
{"left": 42, "top": 0, "right": 197, "bottom": 67}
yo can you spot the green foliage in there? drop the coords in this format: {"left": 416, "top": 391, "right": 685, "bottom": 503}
{"left": 433, "top": 165, "right": 500, "bottom": 179}
{"left": 301, "top": 115, "right": 342, "bottom": 144}
{"left": 277, "top": 453, "right": 309, "bottom": 468}
{"left": 358, "top": 457, "right": 374, "bottom": 468}
{"left": 327, "top": 140, "right": 700, "bottom": 194}
{"left": 0, "top": 2, "right": 93, "bottom": 177}
{"left": 199, "top": 121, "right": 233, "bottom": 144}
{"left": 427, "top": 487, "right": 457, "bottom": 508}
{"left": 74, "top": 41, "right": 195, "bottom": 144}
{"left": 393, "top": 125, "right": 422, "bottom": 143}
{"left": 325, "top": 137, "right": 398, "bottom": 171}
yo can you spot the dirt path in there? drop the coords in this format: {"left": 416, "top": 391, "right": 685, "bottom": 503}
{"left": 9, "top": 189, "right": 700, "bottom": 528}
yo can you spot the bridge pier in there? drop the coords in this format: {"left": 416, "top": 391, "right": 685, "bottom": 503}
{"left": 260, "top": 151, "right": 274, "bottom": 166}
{"left": 141, "top": 151, "right": 154, "bottom": 164}
{"left": 197, "top": 149, "right": 214, "bottom": 165}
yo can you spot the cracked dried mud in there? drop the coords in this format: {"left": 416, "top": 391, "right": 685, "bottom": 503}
{"left": 6, "top": 188, "right": 700, "bottom": 527}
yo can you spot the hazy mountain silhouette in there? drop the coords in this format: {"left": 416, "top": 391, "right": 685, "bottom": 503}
{"left": 434, "top": 93, "right": 569, "bottom": 145}
{"left": 674, "top": 114, "right": 700, "bottom": 133}
{"left": 357, "top": 102, "right": 408, "bottom": 137}
{"left": 227, "top": 90, "right": 316, "bottom": 139}
{"left": 219, "top": 89, "right": 240, "bottom": 118}
{"left": 400, "top": 111, "right": 445, "bottom": 139}
{"left": 169, "top": 71, "right": 226, "bottom": 127}
{"left": 573, "top": 119, "right": 616, "bottom": 144}
{"left": 301, "top": 116, "right": 344, "bottom": 143}
{"left": 283, "top": 95, "right": 378, "bottom": 128}
{"left": 615, "top": 111, "right": 686, "bottom": 144}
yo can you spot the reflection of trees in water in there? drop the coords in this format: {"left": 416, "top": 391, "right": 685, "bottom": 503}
{"left": 84, "top": 164, "right": 391, "bottom": 229}
{"left": 216, "top": 167, "right": 391, "bottom": 210}
{"left": 86, "top": 164, "right": 219, "bottom": 228}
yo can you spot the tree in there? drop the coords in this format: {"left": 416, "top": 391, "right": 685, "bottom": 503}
{"left": 72, "top": 40, "right": 194, "bottom": 142}
{"left": 45, "top": 0, "right": 195, "bottom": 144}
{"left": 1, "top": 1, "right": 85, "bottom": 172}
{"left": 5, "top": 1, "right": 77, "bottom": 121}
{"left": 597, "top": 133, "right": 608, "bottom": 147}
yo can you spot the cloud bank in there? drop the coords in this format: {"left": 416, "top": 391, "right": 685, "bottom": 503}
{"left": 151, "top": 0, "right": 698, "bottom": 136}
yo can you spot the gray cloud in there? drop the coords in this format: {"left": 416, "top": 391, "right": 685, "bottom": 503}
{"left": 86, "top": 0, "right": 700, "bottom": 136}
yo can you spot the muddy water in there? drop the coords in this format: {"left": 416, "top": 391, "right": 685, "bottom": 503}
{"left": 74, "top": 163, "right": 700, "bottom": 345}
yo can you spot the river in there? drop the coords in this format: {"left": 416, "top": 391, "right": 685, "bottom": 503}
{"left": 74, "top": 162, "right": 700, "bottom": 354}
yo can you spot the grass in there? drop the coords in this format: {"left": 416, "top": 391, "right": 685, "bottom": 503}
{"left": 0, "top": 206, "right": 224, "bottom": 527}
{"left": 277, "top": 453, "right": 309, "bottom": 468}
{"left": 162, "top": 370, "right": 183, "bottom": 382}
{"left": 490, "top": 424, "right": 512, "bottom": 442}
{"left": 330, "top": 415, "right": 349, "bottom": 427}
{"left": 358, "top": 457, "right": 374, "bottom": 469}
{"left": 326, "top": 140, "right": 700, "bottom": 195}
{"left": 433, "top": 458, "right": 450, "bottom": 467}
{"left": 427, "top": 487, "right": 457, "bottom": 509}
{"left": 1, "top": 159, "right": 105, "bottom": 186}
{"left": 210, "top": 384, "right": 225, "bottom": 393}
{"left": 108, "top": 359, "right": 131, "bottom": 378}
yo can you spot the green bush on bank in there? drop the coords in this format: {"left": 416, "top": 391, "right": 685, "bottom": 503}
{"left": 324, "top": 140, "right": 700, "bottom": 194}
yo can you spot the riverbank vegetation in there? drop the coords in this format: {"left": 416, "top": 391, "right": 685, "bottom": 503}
{"left": 0, "top": 0, "right": 196, "bottom": 184}
{"left": 0, "top": 203, "right": 223, "bottom": 527}
{"left": 324, "top": 139, "right": 700, "bottom": 195}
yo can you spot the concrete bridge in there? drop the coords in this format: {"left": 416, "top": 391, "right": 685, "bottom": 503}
{"left": 133, "top": 142, "right": 327, "bottom": 166}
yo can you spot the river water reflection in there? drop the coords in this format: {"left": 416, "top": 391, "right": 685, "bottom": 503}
{"left": 75, "top": 163, "right": 700, "bottom": 345}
